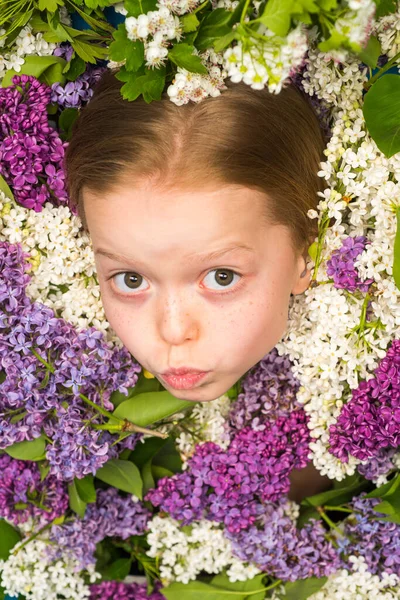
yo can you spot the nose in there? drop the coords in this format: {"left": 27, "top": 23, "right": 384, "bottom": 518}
{"left": 156, "top": 289, "right": 198, "bottom": 344}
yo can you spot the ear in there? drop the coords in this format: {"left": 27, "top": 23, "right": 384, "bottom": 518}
{"left": 291, "top": 249, "right": 311, "bottom": 296}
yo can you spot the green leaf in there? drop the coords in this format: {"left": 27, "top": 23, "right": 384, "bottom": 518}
{"left": 161, "top": 580, "right": 253, "bottom": 600}
{"left": 75, "top": 474, "right": 97, "bottom": 503}
{"left": 112, "top": 390, "right": 194, "bottom": 427}
{"left": 366, "top": 473, "right": 399, "bottom": 498}
{"left": 1, "top": 55, "right": 67, "bottom": 88}
{"left": 308, "top": 241, "right": 318, "bottom": 262}
{"left": 130, "top": 436, "right": 169, "bottom": 469}
{"left": 393, "top": 206, "right": 400, "bottom": 291}
{"left": 257, "top": 0, "right": 294, "bottom": 37}
{"left": 213, "top": 30, "right": 236, "bottom": 52}
{"left": 0, "top": 174, "right": 14, "bottom": 201}
{"left": 68, "top": 480, "right": 87, "bottom": 518}
{"left": 316, "top": 0, "right": 337, "bottom": 9}
{"left": 0, "top": 519, "right": 21, "bottom": 560}
{"left": 96, "top": 459, "right": 143, "bottom": 497}
{"left": 5, "top": 436, "right": 46, "bottom": 461}
{"left": 47, "top": 10, "right": 74, "bottom": 43}
{"left": 152, "top": 465, "right": 174, "bottom": 480}
{"left": 109, "top": 24, "right": 144, "bottom": 72}
{"left": 125, "top": 0, "right": 158, "bottom": 16}
{"left": 168, "top": 43, "right": 208, "bottom": 74}
{"left": 116, "top": 65, "right": 166, "bottom": 103}
{"left": 363, "top": 74, "right": 400, "bottom": 158}
{"left": 194, "top": 8, "right": 233, "bottom": 51}
{"left": 301, "top": 474, "right": 368, "bottom": 507}
{"left": 72, "top": 38, "right": 109, "bottom": 64}
{"left": 38, "top": 461, "right": 51, "bottom": 482}
{"left": 181, "top": 12, "right": 200, "bottom": 32}
{"left": 59, "top": 107, "right": 79, "bottom": 139}
{"left": 63, "top": 54, "right": 87, "bottom": 80}
{"left": 102, "top": 557, "right": 132, "bottom": 580}
{"left": 318, "top": 29, "right": 347, "bottom": 52}
{"left": 211, "top": 573, "right": 266, "bottom": 594}
{"left": 357, "top": 35, "right": 381, "bottom": 68}
{"left": 142, "top": 458, "right": 156, "bottom": 495}
{"left": 292, "top": 0, "right": 319, "bottom": 12}
{"left": 38, "top": 0, "right": 64, "bottom": 10}
{"left": 153, "top": 436, "right": 183, "bottom": 473}
{"left": 284, "top": 577, "right": 328, "bottom": 600}
{"left": 374, "top": 0, "right": 397, "bottom": 19}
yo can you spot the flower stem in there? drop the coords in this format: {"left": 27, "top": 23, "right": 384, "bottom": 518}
{"left": 364, "top": 51, "right": 400, "bottom": 90}
{"left": 30, "top": 347, "right": 168, "bottom": 439}
{"left": 324, "top": 505, "right": 353, "bottom": 513}
{"left": 317, "top": 506, "right": 344, "bottom": 536}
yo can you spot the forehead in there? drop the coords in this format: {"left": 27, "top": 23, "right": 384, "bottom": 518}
{"left": 83, "top": 182, "right": 269, "bottom": 249}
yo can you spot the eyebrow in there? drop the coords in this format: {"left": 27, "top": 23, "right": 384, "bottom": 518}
{"left": 95, "top": 243, "right": 255, "bottom": 266}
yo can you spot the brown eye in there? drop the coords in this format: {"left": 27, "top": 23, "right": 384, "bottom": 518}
{"left": 113, "top": 272, "right": 148, "bottom": 293}
{"left": 202, "top": 269, "right": 241, "bottom": 291}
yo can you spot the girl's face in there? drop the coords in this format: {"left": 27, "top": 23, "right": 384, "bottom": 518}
{"left": 83, "top": 181, "right": 311, "bottom": 402}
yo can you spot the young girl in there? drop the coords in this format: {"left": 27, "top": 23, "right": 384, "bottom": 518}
{"left": 65, "top": 71, "right": 332, "bottom": 501}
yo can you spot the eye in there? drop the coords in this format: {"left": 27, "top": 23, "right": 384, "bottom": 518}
{"left": 109, "top": 268, "right": 242, "bottom": 296}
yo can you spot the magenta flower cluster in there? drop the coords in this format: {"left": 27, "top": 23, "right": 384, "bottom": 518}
{"left": 329, "top": 338, "right": 400, "bottom": 462}
{"left": 225, "top": 497, "right": 342, "bottom": 581}
{"left": 48, "top": 487, "right": 151, "bottom": 570}
{"left": 146, "top": 409, "right": 310, "bottom": 533}
{"left": 0, "top": 240, "right": 142, "bottom": 480}
{"left": 0, "top": 454, "right": 68, "bottom": 527}
{"left": 326, "top": 235, "right": 374, "bottom": 292}
{"left": 90, "top": 580, "right": 165, "bottom": 600}
{"left": 0, "top": 74, "right": 70, "bottom": 212}
{"left": 228, "top": 347, "right": 302, "bottom": 431}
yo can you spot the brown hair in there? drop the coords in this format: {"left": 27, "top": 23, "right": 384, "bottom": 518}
{"left": 64, "top": 69, "right": 327, "bottom": 256}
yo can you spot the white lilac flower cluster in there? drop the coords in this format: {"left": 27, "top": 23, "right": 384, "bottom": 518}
{"left": 308, "top": 555, "right": 400, "bottom": 600}
{"left": 145, "top": 515, "right": 261, "bottom": 585}
{"left": 0, "top": 24, "right": 57, "bottom": 80}
{"left": 223, "top": 22, "right": 309, "bottom": 93}
{"left": 156, "top": 393, "right": 232, "bottom": 460}
{"left": 0, "top": 538, "right": 100, "bottom": 600}
{"left": 374, "top": 3, "right": 400, "bottom": 64}
{"left": 0, "top": 193, "right": 122, "bottom": 347}
{"left": 276, "top": 43, "right": 400, "bottom": 480}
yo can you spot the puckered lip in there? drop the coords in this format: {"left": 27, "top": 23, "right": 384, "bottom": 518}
{"left": 161, "top": 367, "right": 208, "bottom": 376}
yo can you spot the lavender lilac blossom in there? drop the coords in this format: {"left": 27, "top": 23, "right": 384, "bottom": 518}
{"left": 51, "top": 64, "right": 107, "bottom": 109}
{"left": 340, "top": 494, "right": 400, "bottom": 577}
{"left": 0, "top": 239, "right": 142, "bottom": 480}
{"left": 224, "top": 497, "right": 342, "bottom": 581}
{"left": 48, "top": 487, "right": 151, "bottom": 570}
{"left": 329, "top": 338, "right": 400, "bottom": 462}
{"left": 90, "top": 580, "right": 165, "bottom": 600}
{"left": 146, "top": 408, "right": 310, "bottom": 533}
{"left": 0, "top": 454, "right": 68, "bottom": 527}
{"left": 357, "top": 447, "right": 397, "bottom": 481}
{"left": 0, "top": 75, "right": 70, "bottom": 212}
{"left": 228, "top": 347, "right": 302, "bottom": 431}
{"left": 326, "top": 235, "right": 374, "bottom": 293}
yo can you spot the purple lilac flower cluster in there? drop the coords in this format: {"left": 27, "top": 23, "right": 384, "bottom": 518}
{"left": 0, "top": 454, "right": 68, "bottom": 527}
{"left": 146, "top": 409, "right": 310, "bottom": 533}
{"left": 358, "top": 447, "right": 397, "bottom": 481}
{"left": 0, "top": 74, "right": 70, "bottom": 212}
{"left": 326, "top": 235, "right": 374, "bottom": 293}
{"left": 228, "top": 347, "right": 302, "bottom": 431}
{"left": 48, "top": 487, "right": 151, "bottom": 570}
{"left": 329, "top": 338, "right": 400, "bottom": 462}
{"left": 51, "top": 60, "right": 106, "bottom": 109}
{"left": 90, "top": 580, "right": 165, "bottom": 600}
{"left": 225, "top": 498, "right": 342, "bottom": 581}
{"left": 339, "top": 494, "right": 400, "bottom": 576}
{"left": 0, "top": 240, "right": 142, "bottom": 480}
